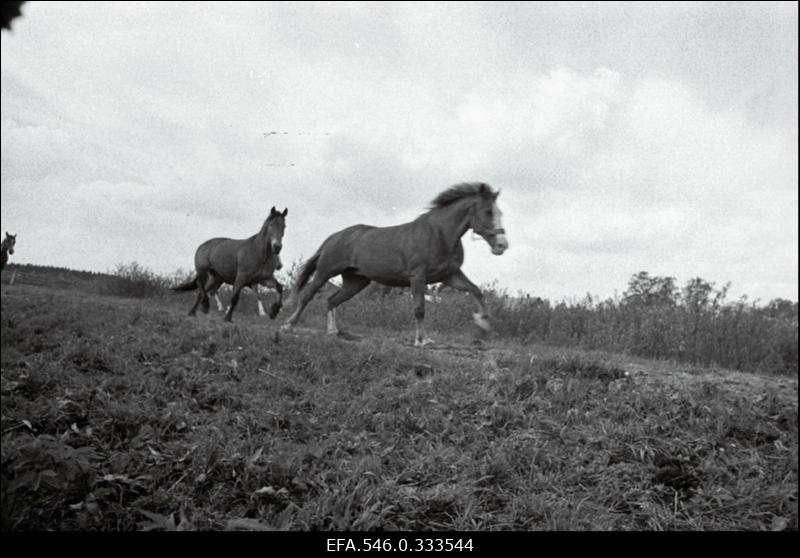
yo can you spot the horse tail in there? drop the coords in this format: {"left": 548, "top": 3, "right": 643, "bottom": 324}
{"left": 294, "top": 252, "right": 320, "bottom": 293}
{"left": 172, "top": 276, "right": 199, "bottom": 292}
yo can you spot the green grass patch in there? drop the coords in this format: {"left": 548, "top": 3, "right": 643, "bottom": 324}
{"left": 1, "top": 285, "right": 796, "bottom": 530}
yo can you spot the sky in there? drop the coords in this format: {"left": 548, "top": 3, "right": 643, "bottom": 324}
{"left": 1, "top": 1, "right": 797, "bottom": 303}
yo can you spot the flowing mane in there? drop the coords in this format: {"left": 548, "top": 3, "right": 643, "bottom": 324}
{"left": 429, "top": 182, "right": 494, "bottom": 208}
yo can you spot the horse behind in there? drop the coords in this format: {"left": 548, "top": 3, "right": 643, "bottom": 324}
{"left": 1, "top": 232, "right": 16, "bottom": 272}
{"left": 174, "top": 207, "right": 287, "bottom": 322}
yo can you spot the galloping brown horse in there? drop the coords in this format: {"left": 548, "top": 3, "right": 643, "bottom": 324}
{"left": 282, "top": 182, "right": 508, "bottom": 346}
{"left": 1, "top": 232, "right": 17, "bottom": 272}
{"left": 174, "top": 207, "right": 287, "bottom": 322}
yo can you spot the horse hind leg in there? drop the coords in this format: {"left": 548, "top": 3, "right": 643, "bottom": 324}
{"left": 282, "top": 275, "right": 329, "bottom": 329}
{"left": 411, "top": 275, "right": 435, "bottom": 347}
{"left": 223, "top": 278, "right": 247, "bottom": 322}
{"left": 205, "top": 272, "right": 225, "bottom": 313}
{"left": 188, "top": 272, "right": 210, "bottom": 316}
{"left": 326, "top": 273, "right": 370, "bottom": 337}
{"left": 199, "top": 276, "right": 218, "bottom": 315}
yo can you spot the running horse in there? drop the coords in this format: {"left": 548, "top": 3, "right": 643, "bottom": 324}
{"left": 282, "top": 182, "right": 508, "bottom": 346}
{"left": 174, "top": 207, "right": 287, "bottom": 322}
{"left": 1, "top": 232, "right": 16, "bottom": 272}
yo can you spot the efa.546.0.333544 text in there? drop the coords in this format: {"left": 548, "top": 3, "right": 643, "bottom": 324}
{"left": 326, "top": 538, "right": 474, "bottom": 552}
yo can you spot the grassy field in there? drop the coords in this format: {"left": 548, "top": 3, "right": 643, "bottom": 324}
{"left": 1, "top": 282, "right": 797, "bottom": 531}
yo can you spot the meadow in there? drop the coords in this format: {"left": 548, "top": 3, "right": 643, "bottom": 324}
{"left": 0, "top": 265, "right": 797, "bottom": 531}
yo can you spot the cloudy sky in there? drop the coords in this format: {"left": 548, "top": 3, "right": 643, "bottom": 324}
{"left": 1, "top": 1, "right": 797, "bottom": 302}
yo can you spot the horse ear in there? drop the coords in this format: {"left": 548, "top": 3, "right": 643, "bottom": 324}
{"left": 270, "top": 206, "right": 277, "bottom": 215}
{"left": 282, "top": 208, "right": 288, "bottom": 217}
{"left": 478, "top": 183, "right": 489, "bottom": 194}
{"left": 493, "top": 189, "right": 500, "bottom": 200}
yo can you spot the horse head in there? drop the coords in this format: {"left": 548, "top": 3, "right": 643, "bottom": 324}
{"left": 469, "top": 185, "right": 508, "bottom": 255}
{"left": 4, "top": 232, "right": 16, "bottom": 255}
{"left": 266, "top": 207, "right": 288, "bottom": 255}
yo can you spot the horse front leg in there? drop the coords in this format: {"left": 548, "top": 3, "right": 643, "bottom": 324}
{"left": 261, "top": 276, "right": 284, "bottom": 319}
{"left": 214, "top": 293, "right": 226, "bottom": 313}
{"left": 443, "top": 270, "right": 491, "bottom": 331}
{"left": 411, "top": 273, "right": 434, "bottom": 347}
{"left": 253, "top": 285, "right": 268, "bottom": 317}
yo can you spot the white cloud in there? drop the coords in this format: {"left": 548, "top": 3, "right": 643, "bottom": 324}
{"left": 1, "top": 2, "right": 796, "bottom": 303}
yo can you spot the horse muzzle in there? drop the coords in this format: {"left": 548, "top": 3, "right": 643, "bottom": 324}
{"left": 491, "top": 239, "right": 508, "bottom": 255}
{"left": 482, "top": 228, "right": 508, "bottom": 255}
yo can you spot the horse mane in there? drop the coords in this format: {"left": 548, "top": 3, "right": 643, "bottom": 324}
{"left": 429, "top": 182, "right": 494, "bottom": 209}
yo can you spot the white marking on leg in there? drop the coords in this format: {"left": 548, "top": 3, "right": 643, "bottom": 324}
{"left": 258, "top": 300, "right": 267, "bottom": 317}
{"left": 327, "top": 308, "right": 339, "bottom": 335}
{"left": 473, "top": 312, "right": 491, "bottom": 331}
{"left": 414, "top": 318, "right": 434, "bottom": 347}
{"left": 214, "top": 293, "right": 225, "bottom": 312}
{"left": 282, "top": 306, "right": 302, "bottom": 329}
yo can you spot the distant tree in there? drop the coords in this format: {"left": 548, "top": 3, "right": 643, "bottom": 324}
{"left": 682, "top": 277, "right": 714, "bottom": 311}
{"left": 622, "top": 271, "right": 679, "bottom": 307}
{"left": 766, "top": 298, "right": 799, "bottom": 321}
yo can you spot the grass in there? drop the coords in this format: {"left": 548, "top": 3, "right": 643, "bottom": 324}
{"left": 1, "top": 283, "right": 797, "bottom": 531}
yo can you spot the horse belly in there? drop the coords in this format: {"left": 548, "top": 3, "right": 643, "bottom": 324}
{"left": 352, "top": 247, "right": 407, "bottom": 282}
{"left": 426, "top": 258, "right": 462, "bottom": 283}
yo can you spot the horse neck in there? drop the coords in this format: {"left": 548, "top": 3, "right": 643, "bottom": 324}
{"left": 423, "top": 198, "right": 474, "bottom": 250}
{"left": 253, "top": 219, "right": 270, "bottom": 245}
{"left": 254, "top": 219, "right": 273, "bottom": 250}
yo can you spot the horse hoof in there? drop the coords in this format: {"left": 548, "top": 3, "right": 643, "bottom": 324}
{"left": 414, "top": 338, "right": 435, "bottom": 348}
{"left": 473, "top": 313, "right": 491, "bottom": 331}
{"left": 269, "top": 304, "right": 281, "bottom": 320}
{"left": 280, "top": 323, "right": 293, "bottom": 331}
